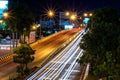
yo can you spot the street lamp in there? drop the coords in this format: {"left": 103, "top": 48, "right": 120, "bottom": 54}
{"left": 32, "top": 25, "right": 37, "bottom": 30}
{"left": 0, "top": 20, "right": 3, "bottom": 23}
{"left": 70, "top": 14, "right": 77, "bottom": 21}
{"left": 47, "top": 10, "right": 55, "bottom": 33}
{"left": 83, "top": 12, "right": 93, "bottom": 31}
{"left": 47, "top": 10, "right": 54, "bottom": 18}
{"left": 3, "top": 12, "right": 8, "bottom": 18}
{"left": 65, "top": 11, "right": 70, "bottom": 16}
{"left": 89, "top": 13, "right": 93, "bottom": 17}
{"left": 69, "top": 13, "right": 77, "bottom": 28}
{"left": 83, "top": 13, "right": 88, "bottom": 17}
{"left": 83, "top": 13, "right": 93, "bottom": 17}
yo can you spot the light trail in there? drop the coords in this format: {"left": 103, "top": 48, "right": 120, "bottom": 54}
{"left": 27, "top": 30, "right": 84, "bottom": 80}
{"left": 60, "top": 50, "right": 83, "bottom": 80}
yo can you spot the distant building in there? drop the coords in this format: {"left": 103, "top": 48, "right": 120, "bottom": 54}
{"left": 59, "top": 12, "right": 71, "bottom": 27}
{"left": 59, "top": 12, "right": 79, "bottom": 30}
{"left": 40, "top": 20, "right": 55, "bottom": 28}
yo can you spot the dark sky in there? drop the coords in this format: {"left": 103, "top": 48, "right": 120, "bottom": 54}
{"left": 13, "top": 0, "right": 120, "bottom": 17}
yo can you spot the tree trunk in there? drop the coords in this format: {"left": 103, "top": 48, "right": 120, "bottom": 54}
{"left": 25, "top": 63, "right": 28, "bottom": 70}
{"left": 12, "top": 32, "right": 15, "bottom": 48}
{"left": 15, "top": 32, "right": 18, "bottom": 47}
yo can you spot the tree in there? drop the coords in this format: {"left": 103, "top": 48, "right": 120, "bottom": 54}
{"left": 0, "top": 34, "right": 3, "bottom": 39}
{"left": 77, "top": 7, "right": 120, "bottom": 79}
{"left": 0, "top": 34, "right": 3, "bottom": 42}
{"left": 13, "top": 44, "right": 35, "bottom": 77}
{"left": 4, "top": 3, "right": 35, "bottom": 43}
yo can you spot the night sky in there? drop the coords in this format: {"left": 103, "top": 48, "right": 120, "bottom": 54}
{"left": 11, "top": 0, "right": 120, "bottom": 18}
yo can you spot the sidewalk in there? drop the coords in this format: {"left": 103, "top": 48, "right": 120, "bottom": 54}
{"left": 79, "top": 63, "right": 90, "bottom": 80}
{"left": 0, "top": 50, "right": 12, "bottom": 56}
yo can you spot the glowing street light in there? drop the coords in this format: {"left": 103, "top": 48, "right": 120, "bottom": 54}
{"left": 65, "top": 11, "right": 70, "bottom": 16}
{"left": 70, "top": 14, "right": 77, "bottom": 21}
{"left": 48, "top": 10, "right": 54, "bottom": 18}
{"left": 3, "top": 12, "right": 8, "bottom": 18}
{"left": 89, "top": 13, "right": 93, "bottom": 16}
{"left": 32, "top": 25, "right": 37, "bottom": 30}
{"left": 84, "top": 13, "right": 93, "bottom": 17}
{"left": 0, "top": 20, "right": 3, "bottom": 23}
{"left": 83, "top": 13, "right": 88, "bottom": 17}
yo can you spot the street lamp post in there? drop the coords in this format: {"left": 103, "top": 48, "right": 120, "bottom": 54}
{"left": 48, "top": 10, "right": 54, "bottom": 18}
{"left": 83, "top": 12, "right": 93, "bottom": 31}
{"left": 47, "top": 10, "right": 54, "bottom": 33}
{"left": 69, "top": 13, "right": 77, "bottom": 28}
{"left": 3, "top": 12, "right": 8, "bottom": 18}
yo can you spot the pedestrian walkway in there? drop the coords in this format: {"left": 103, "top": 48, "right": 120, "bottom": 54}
{"left": 0, "top": 50, "right": 12, "bottom": 56}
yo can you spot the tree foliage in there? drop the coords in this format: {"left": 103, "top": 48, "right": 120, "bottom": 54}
{"left": 13, "top": 44, "right": 35, "bottom": 76}
{"left": 78, "top": 7, "right": 120, "bottom": 79}
{"left": 4, "top": 3, "right": 35, "bottom": 42}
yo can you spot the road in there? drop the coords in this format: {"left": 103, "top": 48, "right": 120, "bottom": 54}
{"left": 27, "top": 29, "right": 84, "bottom": 80}
{"left": 0, "top": 28, "right": 82, "bottom": 80}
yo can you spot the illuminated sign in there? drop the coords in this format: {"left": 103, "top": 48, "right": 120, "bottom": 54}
{"left": 83, "top": 18, "right": 90, "bottom": 24}
{"left": 29, "top": 31, "right": 36, "bottom": 43}
{"left": 64, "top": 25, "right": 73, "bottom": 30}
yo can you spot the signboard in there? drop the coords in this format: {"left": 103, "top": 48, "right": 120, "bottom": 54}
{"left": 64, "top": 25, "right": 73, "bottom": 30}
{"left": 29, "top": 31, "right": 36, "bottom": 43}
{"left": 83, "top": 18, "right": 90, "bottom": 24}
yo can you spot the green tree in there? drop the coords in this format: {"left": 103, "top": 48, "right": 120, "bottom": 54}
{"left": 13, "top": 44, "right": 35, "bottom": 77}
{"left": 77, "top": 7, "right": 120, "bottom": 79}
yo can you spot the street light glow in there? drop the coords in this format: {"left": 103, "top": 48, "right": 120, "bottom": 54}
{"left": 0, "top": 20, "right": 3, "bottom": 23}
{"left": 48, "top": 10, "right": 54, "bottom": 18}
{"left": 3, "top": 12, "right": 8, "bottom": 18}
{"left": 84, "top": 13, "right": 88, "bottom": 17}
{"left": 84, "top": 13, "right": 93, "bottom": 17}
{"left": 32, "top": 25, "right": 37, "bottom": 30}
{"left": 70, "top": 14, "right": 77, "bottom": 21}
{"left": 65, "top": 12, "right": 70, "bottom": 16}
{"left": 89, "top": 13, "right": 93, "bottom": 16}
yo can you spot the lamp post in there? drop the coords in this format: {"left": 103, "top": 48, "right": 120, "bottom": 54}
{"left": 3, "top": 12, "right": 8, "bottom": 18}
{"left": 47, "top": 10, "right": 55, "bottom": 34}
{"left": 69, "top": 13, "right": 77, "bottom": 28}
{"left": 83, "top": 12, "right": 93, "bottom": 31}
{"left": 0, "top": 20, "right": 3, "bottom": 24}
{"left": 65, "top": 11, "right": 70, "bottom": 16}
{"left": 70, "top": 14, "right": 77, "bottom": 21}
{"left": 47, "top": 10, "right": 54, "bottom": 18}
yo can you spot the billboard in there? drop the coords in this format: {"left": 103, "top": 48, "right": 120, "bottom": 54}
{"left": 29, "top": 31, "right": 36, "bottom": 43}
{"left": 0, "top": 0, "right": 8, "bottom": 18}
{"left": 83, "top": 18, "right": 90, "bottom": 24}
{"left": 64, "top": 25, "right": 73, "bottom": 30}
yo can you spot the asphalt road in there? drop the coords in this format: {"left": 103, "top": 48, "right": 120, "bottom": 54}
{"left": 0, "top": 28, "right": 81, "bottom": 80}
{"left": 27, "top": 28, "right": 84, "bottom": 80}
